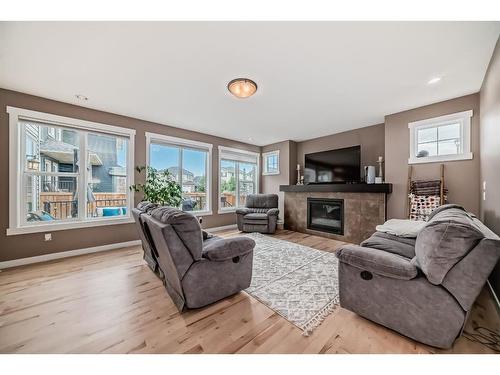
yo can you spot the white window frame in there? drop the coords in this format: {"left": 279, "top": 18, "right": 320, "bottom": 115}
{"left": 218, "top": 146, "right": 260, "bottom": 214}
{"left": 262, "top": 150, "right": 280, "bottom": 175}
{"left": 145, "top": 132, "right": 213, "bottom": 216}
{"left": 7, "top": 106, "right": 136, "bottom": 236}
{"left": 408, "top": 110, "right": 473, "bottom": 164}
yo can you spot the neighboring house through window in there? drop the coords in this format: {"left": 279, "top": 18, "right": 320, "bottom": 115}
{"left": 218, "top": 146, "right": 259, "bottom": 213}
{"left": 7, "top": 107, "right": 135, "bottom": 235}
{"left": 146, "top": 132, "right": 212, "bottom": 215}
{"left": 408, "top": 110, "right": 473, "bottom": 164}
{"left": 262, "top": 150, "right": 280, "bottom": 175}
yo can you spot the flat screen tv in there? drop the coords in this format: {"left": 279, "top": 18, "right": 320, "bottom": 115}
{"left": 304, "top": 145, "right": 361, "bottom": 184}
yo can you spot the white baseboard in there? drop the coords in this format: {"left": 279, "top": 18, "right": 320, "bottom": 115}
{"left": 206, "top": 224, "right": 238, "bottom": 232}
{"left": 0, "top": 240, "right": 141, "bottom": 270}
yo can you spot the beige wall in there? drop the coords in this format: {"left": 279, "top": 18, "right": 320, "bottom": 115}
{"left": 385, "top": 93, "right": 481, "bottom": 219}
{"left": 479, "top": 37, "right": 500, "bottom": 296}
{"left": 0, "top": 88, "right": 259, "bottom": 262}
{"left": 296, "top": 123, "right": 385, "bottom": 181}
{"left": 261, "top": 140, "right": 297, "bottom": 220}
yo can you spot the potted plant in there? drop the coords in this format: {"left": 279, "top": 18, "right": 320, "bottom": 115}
{"left": 129, "top": 166, "right": 183, "bottom": 207}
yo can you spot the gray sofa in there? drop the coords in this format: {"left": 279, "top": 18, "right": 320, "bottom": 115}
{"left": 236, "top": 194, "right": 279, "bottom": 234}
{"left": 336, "top": 204, "right": 500, "bottom": 349}
{"left": 143, "top": 206, "right": 255, "bottom": 311}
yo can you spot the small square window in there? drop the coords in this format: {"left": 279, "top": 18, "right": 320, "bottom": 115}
{"left": 409, "top": 110, "right": 473, "bottom": 164}
{"left": 263, "top": 150, "right": 280, "bottom": 175}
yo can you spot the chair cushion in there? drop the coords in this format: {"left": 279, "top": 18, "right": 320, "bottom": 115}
{"left": 361, "top": 231, "right": 416, "bottom": 259}
{"left": 415, "top": 206, "right": 484, "bottom": 285}
{"left": 243, "top": 213, "right": 269, "bottom": 225}
{"left": 245, "top": 213, "right": 268, "bottom": 220}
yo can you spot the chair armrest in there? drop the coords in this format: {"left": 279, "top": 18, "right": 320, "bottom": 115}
{"left": 266, "top": 208, "right": 279, "bottom": 216}
{"left": 336, "top": 244, "right": 418, "bottom": 280}
{"left": 203, "top": 237, "right": 255, "bottom": 261}
{"left": 235, "top": 208, "right": 250, "bottom": 215}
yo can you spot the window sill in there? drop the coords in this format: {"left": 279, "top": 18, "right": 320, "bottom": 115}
{"left": 190, "top": 210, "right": 213, "bottom": 217}
{"left": 218, "top": 208, "right": 237, "bottom": 214}
{"left": 408, "top": 152, "right": 473, "bottom": 165}
{"left": 6, "top": 216, "right": 135, "bottom": 236}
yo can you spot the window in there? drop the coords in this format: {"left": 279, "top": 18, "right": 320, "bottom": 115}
{"left": 408, "top": 110, "right": 473, "bottom": 164}
{"left": 219, "top": 146, "right": 259, "bottom": 212}
{"left": 8, "top": 107, "right": 135, "bottom": 235}
{"left": 262, "top": 150, "right": 280, "bottom": 175}
{"left": 146, "top": 133, "right": 212, "bottom": 215}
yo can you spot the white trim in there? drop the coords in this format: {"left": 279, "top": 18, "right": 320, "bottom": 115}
{"left": 6, "top": 217, "right": 135, "bottom": 236}
{"left": 145, "top": 131, "right": 212, "bottom": 215}
{"left": 7, "top": 106, "right": 136, "bottom": 136}
{"left": 262, "top": 149, "right": 280, "bottom": 175}
{"left": 145, "top": 132, "right": 212, "bottom": 151}
{"left": 218, "top": 146, "right": 260, "bottom": 213}
{"left": 408, "top": 110, "right": 473, "bottom": 164}
{"left": 7, "top": 107, "right": 135, "bottom": 235}
{"left": 205, "top": 224, "right": 238, "bottom": 232}
{"left": 218, "top": 208, "right": 237, "bottom": 214}
{"left": 0, "top": 240, "right": 141, "bottom": 270}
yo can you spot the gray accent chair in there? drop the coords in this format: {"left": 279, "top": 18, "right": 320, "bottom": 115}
{"left": 144, "top": 206, "right": 255, "bottom": 311}
{"left": 236, "top": 194, "right": 279, "bottom": 234}
{"left": 132, "top": 201, "right": 161, "bottom": 276}
{"left": 335, "top": 204, "right": 500, "bottom": 349}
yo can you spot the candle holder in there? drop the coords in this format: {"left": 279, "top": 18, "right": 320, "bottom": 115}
{"left": 376, "top": 156, "right": 384, "bottom": 183}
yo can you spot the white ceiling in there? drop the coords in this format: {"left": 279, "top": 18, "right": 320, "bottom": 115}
{"left": 1, "top": 22, "right": 499, "bottom": 146}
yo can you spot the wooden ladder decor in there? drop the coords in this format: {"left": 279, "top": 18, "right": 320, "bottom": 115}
{"left": 406, "top": 163, "right": 445, "bottom": 219}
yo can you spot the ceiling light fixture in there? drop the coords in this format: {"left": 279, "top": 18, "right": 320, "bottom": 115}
{"left": 427, "top": 77, "right": 442, "bottom": 85}
{"left": 75, "top": 94, "right": 88, "bottom": 101}
{"left": 228, "top": 78, "right": 257, "bottom": 98}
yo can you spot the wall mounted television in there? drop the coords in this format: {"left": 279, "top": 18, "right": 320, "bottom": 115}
{"left": 304, "top": 145, "right": 361, "bottom": 184}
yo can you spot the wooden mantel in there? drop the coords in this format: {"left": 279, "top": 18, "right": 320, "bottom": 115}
{"left": 279, "top": 183, "right": 392, "bottom": 194}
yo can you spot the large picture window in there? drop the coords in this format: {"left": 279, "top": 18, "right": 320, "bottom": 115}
{"left": 8, "top": 107, "right": 135, "bottom": 235}
{"left": 218, "top": 146, "right": 259, "bottom": 212}
{"left": 146, "top": 133, "right": 212, "bottom": 215}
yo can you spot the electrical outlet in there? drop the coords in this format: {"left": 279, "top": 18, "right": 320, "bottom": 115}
{"left": 44, "top": 233, "right": 52, "bottom": 241}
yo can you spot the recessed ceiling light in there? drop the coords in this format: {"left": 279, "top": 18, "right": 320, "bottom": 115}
{"left": 228, "top": 78, "right": 257, "bottom": 98}
{"left": 427, "top": 77, "right": 442, "bottom": 85}
{"left": 75, "top": 94, "right": 88, "bottom": 101}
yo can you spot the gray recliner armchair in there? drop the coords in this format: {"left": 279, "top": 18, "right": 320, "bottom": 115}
{"left": 336, "top": 204, "right": 500, "bottom": 349}
{"left": 236, "top": 194, "right": 279, "bottom": 234}
{"left": 132, "top": 201, "right": 161, "bottom": 276}
{"left": 144, "top": 206, "right": 255, "bottom": 311}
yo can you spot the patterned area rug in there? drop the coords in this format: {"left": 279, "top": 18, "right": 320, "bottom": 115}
{"left": 244, "top": 233, "right": 340, "bottom": 335}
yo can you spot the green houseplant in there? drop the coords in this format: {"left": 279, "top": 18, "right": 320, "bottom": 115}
{"left": 129, "top": 166, "right": 183, "bottom": 207}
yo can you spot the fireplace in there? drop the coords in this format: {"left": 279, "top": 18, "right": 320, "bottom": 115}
{"left": 307, "top": 198, "right": 344, "bottom": 235}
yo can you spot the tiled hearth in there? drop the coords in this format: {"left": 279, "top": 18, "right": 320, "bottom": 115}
{"left": 284, "top": 192, "right": 386, "bottom": 244}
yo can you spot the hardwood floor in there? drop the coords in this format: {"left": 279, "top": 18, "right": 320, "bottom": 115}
{"left": 0, "top": 229, "right": 498, "bottom": 354}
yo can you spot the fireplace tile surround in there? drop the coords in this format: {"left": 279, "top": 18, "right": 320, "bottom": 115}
{"left": 283, "top": 191, "right": 387, "bottom": 244}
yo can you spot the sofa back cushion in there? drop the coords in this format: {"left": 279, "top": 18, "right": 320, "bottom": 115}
{"left": 415, "top": 206, "right": 484, "bottom": 285}
{"left": 150, "top": 206, "right": 203, "bottom": 260}
{"left": 245, "top": 194, "right": 278, "bottom": 209}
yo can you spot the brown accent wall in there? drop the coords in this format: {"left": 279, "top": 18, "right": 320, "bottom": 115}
{"left": 385, "top": 93, "right": 481, "bottom": 219}
{"left": 0, "top": 88, "right": 259, "bottom": 262}
{"left": 261, "top": 140, "right": 297, "bottom": 221}
{"left": 479, "top": 37, "right": 500, "bottom": 298}
{"left": 295, "top": 123, "right": 385, "bottom": 181}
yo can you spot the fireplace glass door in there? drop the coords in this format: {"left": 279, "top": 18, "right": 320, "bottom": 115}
{"left": 307, "top": 198, "right": 344, "bottom": 235}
